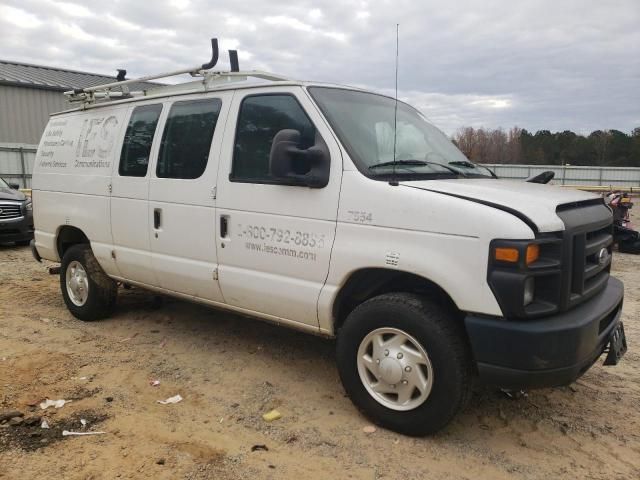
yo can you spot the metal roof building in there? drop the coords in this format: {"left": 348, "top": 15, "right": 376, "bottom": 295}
{"left": 0, "top": 59, "right": 160, "bottom": 145}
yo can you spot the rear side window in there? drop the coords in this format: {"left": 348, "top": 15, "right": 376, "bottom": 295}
{"left": 231, "top": 94, "right": 316, "bottom": 182}
{"left": 119, "top": 104, "right": 162, "bottom": 177}
{"left": 157, "top": 98, "right": 222, "bottom": 179}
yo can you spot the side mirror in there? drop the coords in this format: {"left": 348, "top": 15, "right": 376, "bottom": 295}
{"left": 8, "top": 183, "right": 20, "bottom": 190}
{"left": 269, "top": 129, "right": 330, "bottom": 188}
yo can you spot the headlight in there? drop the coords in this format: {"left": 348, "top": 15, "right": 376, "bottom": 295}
{"left": 488, "top": 237, "right": 562, "bottom": 318}
{"left": 24, "top": 199, "right": 33, "bottom": 212}
{"left": 494, "top": 243, "right": 540, "bottom": 266}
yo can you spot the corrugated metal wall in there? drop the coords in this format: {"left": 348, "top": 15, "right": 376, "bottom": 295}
{"left": 0, "top": 85, "right": 69, "bottom": 144}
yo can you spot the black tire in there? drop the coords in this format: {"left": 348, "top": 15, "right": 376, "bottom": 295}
{"left": 60, "top": 244, "right": 117, "bottom": 321}
{"left": 15, "top": 239, "right": 31, "bottom": 246}
{"left": 336, "top": 293, "right": 472, "bottom": 436}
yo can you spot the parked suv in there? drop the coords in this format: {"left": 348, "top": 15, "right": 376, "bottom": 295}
{"left": 0, "top": 177, "right": 33, "bottom": 246}
{"left": 30, "top": 51, "right": 626, "bottom": 435}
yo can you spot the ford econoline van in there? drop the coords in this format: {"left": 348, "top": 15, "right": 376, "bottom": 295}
{"left": 30, "top": 41, "right": 626, "bottom": 435}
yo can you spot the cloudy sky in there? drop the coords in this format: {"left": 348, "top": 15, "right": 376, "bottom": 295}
{"left": 1, "top": 0, "right": 638, "bottom": 134}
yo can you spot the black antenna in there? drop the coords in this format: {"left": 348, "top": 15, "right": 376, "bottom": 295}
{"left": 390, "top": 24, "right": 400, "bottom": 187}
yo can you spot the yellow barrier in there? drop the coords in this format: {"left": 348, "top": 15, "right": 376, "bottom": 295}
{"left": 560, "top": 185, "right": 639, "bottom": 195}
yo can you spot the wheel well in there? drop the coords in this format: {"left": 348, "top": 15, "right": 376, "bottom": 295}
{"left": 56, "top": 226, "right": 89, "bottom": 260}
{"left": 332, "top": 268, "right": 461, "bottom": 331}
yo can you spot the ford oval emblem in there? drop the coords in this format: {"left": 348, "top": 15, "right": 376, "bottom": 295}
{"left": 597, "top": 247, "right": 610, "bottom": 266}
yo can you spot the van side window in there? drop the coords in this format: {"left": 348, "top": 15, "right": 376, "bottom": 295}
{"left": 119, "top": 104, "right": 162, "bottom": 177}
{"left": 231, "top": 94, "right": 316, "bottom": 182}
{"left": 157, "top": 99, "right": 222, "bottom": 179}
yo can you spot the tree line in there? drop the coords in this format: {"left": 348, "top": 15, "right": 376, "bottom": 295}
{"left": 452, "top": 127, "right": 640, "bottom": 167}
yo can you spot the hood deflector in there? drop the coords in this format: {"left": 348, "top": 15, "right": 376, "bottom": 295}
{"left": 556, "top": 198, "right": 605, "bottom": 212}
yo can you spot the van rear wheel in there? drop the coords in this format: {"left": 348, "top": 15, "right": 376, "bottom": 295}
{"left": 336, "top": 293, "right": 472, "bottom": 436}
{"left": 60, "top": 244, "right": 117, "bottom": 321}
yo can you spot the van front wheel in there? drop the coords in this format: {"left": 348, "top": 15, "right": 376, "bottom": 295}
{"left": 336, "top": 293, "right": 472, "bottom": 436}
{"left": 60, "top": 244, "right": 117, "bottom": 321}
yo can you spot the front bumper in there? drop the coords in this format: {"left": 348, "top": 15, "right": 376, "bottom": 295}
{"left": 0, "top": 213, "right": 34, "bottom": 243}
{"left": 465, "top": 277, "right": 624, "bottom": 389}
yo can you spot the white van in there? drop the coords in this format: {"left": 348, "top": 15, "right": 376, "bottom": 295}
{"left": 30, "top": 41, "right": 626, "bottom": 435}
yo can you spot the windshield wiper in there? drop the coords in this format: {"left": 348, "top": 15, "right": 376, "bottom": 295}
{"left": 369, "top": 160, "right": 464, "bottom": 176}
{"left": 448, "top": 160, "right": 497, "bottom": 178}
{"left": 448, "top": 160, "right": 476, "bottom": 168}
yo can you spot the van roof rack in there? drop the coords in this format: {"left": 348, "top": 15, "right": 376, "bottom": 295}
{"left": 64, "top": 38, "right": 291, "bottom": 104}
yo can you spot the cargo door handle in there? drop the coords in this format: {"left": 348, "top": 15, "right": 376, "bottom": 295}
{"left": 154, "top": 208, "right": 162, "bottom": 229}
{"left": 220, "top": 215, "right": 228, "bottom": 238}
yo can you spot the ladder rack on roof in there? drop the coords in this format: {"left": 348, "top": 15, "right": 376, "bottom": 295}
{"left": 64, "top": 38, "right": 292, "bottom": 104}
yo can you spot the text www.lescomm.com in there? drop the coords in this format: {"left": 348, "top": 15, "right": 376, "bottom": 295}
{"left": 245, "top": 242, "right": 318, "bottom": 261}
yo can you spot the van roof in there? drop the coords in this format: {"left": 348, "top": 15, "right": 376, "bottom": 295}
{"left": 51, "top": 76, "right": 376, "bottom": 116}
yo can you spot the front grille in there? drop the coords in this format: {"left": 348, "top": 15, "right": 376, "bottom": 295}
{"left": 557, "top": 201, "right": 613, "bottom": 311}
{"left": 570, "top": 225, "right": 612, "bottom": 302}
{"left": 0, "top": 204, "right": 22, "bottom": 220}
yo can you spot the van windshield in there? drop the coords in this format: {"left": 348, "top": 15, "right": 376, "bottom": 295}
{"left": 308, "top": 87, "right": 492, "bottom": 180}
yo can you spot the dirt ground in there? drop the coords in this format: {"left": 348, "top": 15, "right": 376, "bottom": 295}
{"left": 1, "top": 241, "right": 639, "bottom": 479}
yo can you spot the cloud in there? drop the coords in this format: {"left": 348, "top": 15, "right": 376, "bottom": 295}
{"left": 308, "top": 8, "right": 323, "bottom": 21}
{"left": 52, "top": 2, "right": 93, "bottom": 17}
{"left": 0, "top": 0, "right": 637, "bottom": 134}
{"left": 0, "top": 5, "right": 43, "bottom": 28}
{"left": 263, "top": 15, "right": 348, "bottom": 42}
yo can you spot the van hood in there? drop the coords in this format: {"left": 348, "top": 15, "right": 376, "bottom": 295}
{"left": 401, "top": 178, "right": 601, "bottom": 232}
{"left": 0, "top": 187, "right": 26, "bottom": 202}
